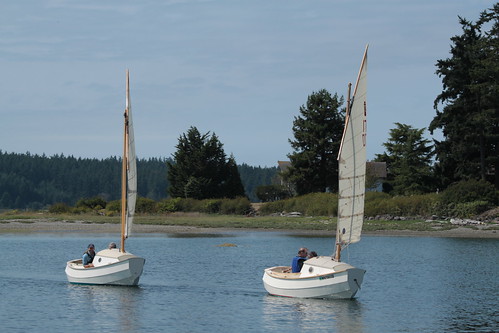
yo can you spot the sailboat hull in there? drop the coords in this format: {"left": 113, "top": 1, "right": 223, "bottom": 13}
{"left": 65, "top": 249, "right": 145, "bottom": 286}
{"left": 262, "top": 256, "right": 365, "bottom": 299}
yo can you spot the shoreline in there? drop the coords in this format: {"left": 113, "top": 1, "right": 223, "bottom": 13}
{"left": 1, "top": 219, "right": 498, "bottom": 238}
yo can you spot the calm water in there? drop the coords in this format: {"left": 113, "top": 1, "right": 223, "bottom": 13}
{"left": 0, "top": 230, "right": 497, "bottom": 332}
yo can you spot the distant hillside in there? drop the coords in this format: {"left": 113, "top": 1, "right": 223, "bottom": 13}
{"left": 0, "top": 151, "right": 277, "bottom": 209}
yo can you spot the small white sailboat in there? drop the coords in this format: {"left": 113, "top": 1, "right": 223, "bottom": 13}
{"left": 262, "top": 46, "right": 368, "bottom": 299}
{"left": 65, "top": 70, "right": 145, "bottom": 286}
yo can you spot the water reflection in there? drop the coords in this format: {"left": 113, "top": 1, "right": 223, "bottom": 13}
{"left": 67, "top": 284, "right": 143, "bottom": 332}
{"left": 262, "top": 295, "right": 365, "bottom": 333}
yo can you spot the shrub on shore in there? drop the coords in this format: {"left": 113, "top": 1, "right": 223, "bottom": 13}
{"left": 259, "top": 192, "right": 337, "bottom": 216}
{"left": 45, "top": 179, "right": 498, "bottom": 220}
{"left": 59, "top": 196, "right": 253, "bottom": 216}
{"left": 259, "top": 183, "right": 498, "bottom": 219}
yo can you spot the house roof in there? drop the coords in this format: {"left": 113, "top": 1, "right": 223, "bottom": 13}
{"left": 367, "top": 161, "right": 387, "bottom": 178}
{"left": 277, "top": 160, "right": 291, "bottom": 171}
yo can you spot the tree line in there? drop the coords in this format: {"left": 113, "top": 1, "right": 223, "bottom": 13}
{"left": 0, "top": 150, "right": 277, "bottom": 209}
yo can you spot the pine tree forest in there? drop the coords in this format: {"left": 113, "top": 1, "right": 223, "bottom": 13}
{"left": 0, "top": 151, "right": 278, "bottom": 209}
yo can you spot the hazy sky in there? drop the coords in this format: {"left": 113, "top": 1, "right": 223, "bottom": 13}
{"left": 0, "top": 0, "right": 493, "bottom": 167}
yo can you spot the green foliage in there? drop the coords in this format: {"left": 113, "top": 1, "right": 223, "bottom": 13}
{"left": 200, "top": 199, "right": 222, "bottom": 214}
{"left": 48, "top": 202, "right": 71, "bottom": 214}
{"left": 284, "top": 89, "right": 345, "bottom": 195}
{"left": 364, "top": 192, "right": 391, "bottom": 215}
{"left": 220, "top": 197, "right": 252, "bottom": 215}
{"left": 259, "top": 188, "right": 496, "bottom": 219}
{"left": 0, "top": 150, "right": 276, "bottom": 209}
{"left": 256, "top": 184, "right": 291, "bottom": 202}
{"left": 106, "top": 200, "right": 121, "bottom": 212}
{"left": 156, "top": 198, "right": 181, "bottom": 213}
{"left": 445, "top": 201, "right": 492, "bottom": 219}
{"left": 260, "top": 192, "right": 337, "bottom": 216}
{"left": 75, "top": 197, "right": 107, "bottom": 211}
{"left": 238, "top": 164, "right": 278, "bottom": 202}
{"left": 167, "top": 127, "right": 246, "bottom": 200}
{"left": 0, "top": 151, "right": 169, "bottom": 209}
{"left": 430, "top": 6, "right": 498, "bottom": 189}
{"left": 439, "top": 179, "right": 498, "bottom": 205}
{"left": 174, "top": 198, "right": 199, "bottom": 212}
{"left": 375, "top": 123, "right": 435, "bottom": 195}
{"left": 260, "top": 192, "right": 443, "bottom": 218}
{"left": 155, "top": 197, "right": 251, "bottom": 215}
{"left": 136, "top": 197, "right": 157, "bottom": 213}
{"left": 365, "top": 193, "right": 440, "bottom": 217}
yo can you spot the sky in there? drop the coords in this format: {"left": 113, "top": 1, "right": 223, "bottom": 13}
{"left": 0, "top": 0, "right": 494, "bottom": 167}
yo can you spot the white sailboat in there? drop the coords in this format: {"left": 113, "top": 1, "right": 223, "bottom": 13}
{"left": 65, "top": 70, "right": 145, "bottom": 286}
{"left": 262, "top": 46, "right": 368, "bottom": 299}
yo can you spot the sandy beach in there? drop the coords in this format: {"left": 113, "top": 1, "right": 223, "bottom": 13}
{"left": 1, "top": 219, "right": 498, "bottom": 238}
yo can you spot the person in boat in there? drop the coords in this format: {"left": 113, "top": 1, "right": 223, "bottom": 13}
{"left": 291, "top": 247, "right": 309, "bottom": 273}
{"left": 308, "top": 251, "right": 318, "bottom": 258}
{"left": 108, "top": 242, "right": 117, "bottom": 249}
{"left": 82, "top": 243, "right": 95, "bottom": 268}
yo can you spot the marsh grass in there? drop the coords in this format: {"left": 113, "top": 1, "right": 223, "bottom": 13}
{"left": 0, "top": 210, "right": 461, "bottom": 232}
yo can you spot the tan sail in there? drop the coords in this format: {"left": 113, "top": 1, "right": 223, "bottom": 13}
{"left": 336, "top": 45, "right": 368, "bottom": 254}
{"left": 121, "top": 70, "right": 138, "bottom": 252}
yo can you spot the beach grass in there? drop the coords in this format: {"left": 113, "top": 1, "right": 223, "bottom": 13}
{"left": 0, "top": 210, "right": 463, "bottom": 232}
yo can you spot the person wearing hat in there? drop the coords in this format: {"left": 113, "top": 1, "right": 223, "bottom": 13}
{"left": 83, "top": 243, "right": 96, "bottom": 268}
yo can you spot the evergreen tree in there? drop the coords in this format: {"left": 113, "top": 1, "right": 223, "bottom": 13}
{"left": 167, "top": 127, "right": 246, "bottom": 199}
{"left": 375, "top": 123, "right": 435, "bottom": 195}
{"left": 237, "top": 164, "right": 278, "bottom": 202}
{"left": 430, "top": 5, "right": 498, "bottom": 189}
{"left": 224, "top": 155, "right": 246, "bottom": 199}
{"left": 0, "top": 149, "right": 275, "bottom": 208}
{"left": 283, "top": 89, "right": 345, "bottom": 195}
{"left": 255, "top": 184, "right": 291, "bottom": 202}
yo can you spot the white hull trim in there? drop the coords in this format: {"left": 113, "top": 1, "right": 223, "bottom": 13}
{"left": 65, "top": 249, "right": 145, "bottom": 286}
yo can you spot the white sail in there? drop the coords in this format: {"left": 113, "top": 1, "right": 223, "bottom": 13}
{"left": 125, "top": 71, "right": 137, "bottom": 238}
{"left": 336, "top": 46, "right": 368, "bottom": 246}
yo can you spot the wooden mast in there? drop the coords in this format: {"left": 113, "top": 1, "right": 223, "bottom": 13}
{"left": 120, "top": 71, "right": 129, "bottom": 253}
{"left": 334, "top": 82, "right": 352, "bottom": 262}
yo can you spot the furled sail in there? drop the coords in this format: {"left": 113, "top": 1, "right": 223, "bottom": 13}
{"left": 125, "top": 71, "right": 137, "bottom": 238}
{"left": 336, "top": 46, "right": 368, "bottom": 246}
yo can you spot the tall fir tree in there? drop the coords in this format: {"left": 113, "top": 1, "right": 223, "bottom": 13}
{"left": 167, "top": 127, "right": 246, "bottom": 199}
{"left": 430, "top": 5, "right": 498, "bottom": 189}
{"left": 283, "top": 89, "right": 345, "bottom": 195}
{"left": 375, "top": 123, "right": 435, "bottom": 195}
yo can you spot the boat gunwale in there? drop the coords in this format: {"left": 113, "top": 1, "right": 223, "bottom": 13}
{"left": 264, "top": 266, "right": 353, "bottom": 280}
{"left": 66, "top": 257, "right": 140, "bottom": 271}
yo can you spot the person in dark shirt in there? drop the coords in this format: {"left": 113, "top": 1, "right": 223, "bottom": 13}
{"left": 82, "top": 243, "right": 95, "bottom": 268}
